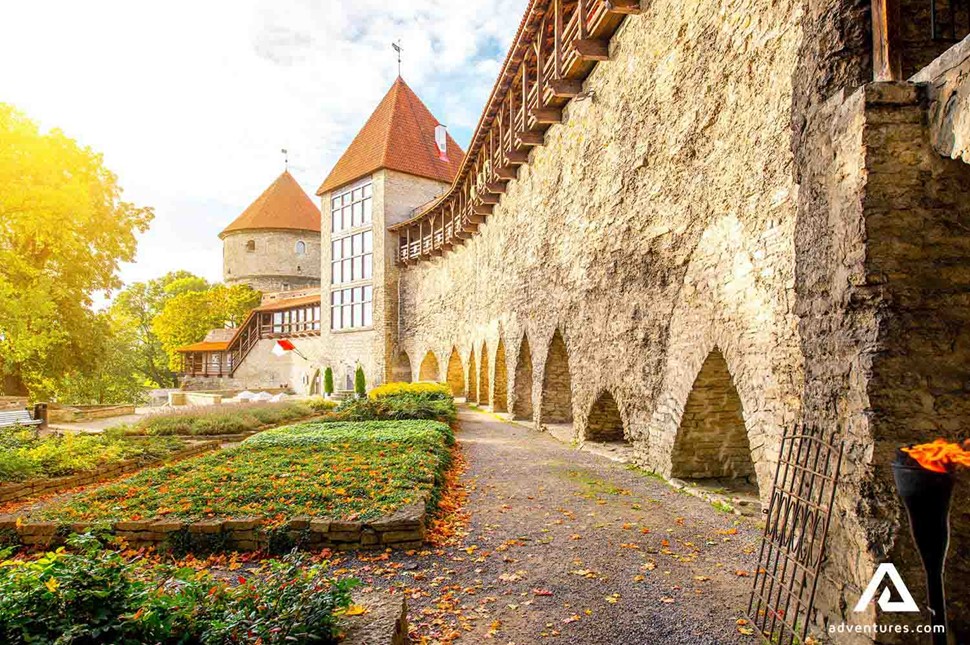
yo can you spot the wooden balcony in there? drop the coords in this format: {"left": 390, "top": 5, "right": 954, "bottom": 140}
{"left": 389, "top": 0, "right": 641, "bottom": 265}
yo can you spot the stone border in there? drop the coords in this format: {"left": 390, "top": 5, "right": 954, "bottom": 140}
{"left": 342, "top": 594, "right": 408, "bottom": 645}
{"left": 1, "top": 500, "right": 427, "bottom": 552}
{"left": 0, "top": 440, "right": 220, "bottom": 504}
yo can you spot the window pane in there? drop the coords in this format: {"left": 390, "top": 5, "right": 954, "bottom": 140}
{"left": 342, "top": 259, "right": 351, "bottom": 280}
{"left": 363, "top": 302, "right": 373, "bottom": 326}
{"left": 332, "top": 262, "right": 340, "bottom": 284}
{"left": 331, "top": 307, "right": 340, "bottom": 330}
{"left": 363, "top": 184, "right": 372, "bottom": 198}
{"left": 353, "top": 304, "right": 362, "bottom": 326}
{"left": 353, "top": 256, "right": 362, "bottom": 279}
{"left": 352, "top": 188, "right": 361, "bottom": 201}
{"left": 342, "top": 193, "right": 350, "bottom": 206}
{"left": 362, "top": 198, "right": 372, "bottom": 223}
{"left": 352, "top": 202, "right": 362, "bottom": 226}
{"left": 363, "top": 230, "right": 373, "bottom": 252}
{"left": 332, "top": 197, "right": 340, "bottom": 210}
{"left": 332, "top": 240, "right": 341, "bottom": 258}
{"left": 363, "top": 254, "right": 372, "bottom": 279}
{"left": 343, "top": 237, "right": 351, "bottom": 255}
{"left": 352, "top": 233, "right": 362, "bottom": 255}
{"left": 342, "top": 305, "right": 351, "bottom": 328}
{"left": 364, "top": 286, "right": 373, "bottom": 301}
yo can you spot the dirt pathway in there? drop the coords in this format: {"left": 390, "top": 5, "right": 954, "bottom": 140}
{"left": 342, "top": 407, "right": 761, "bottom": 644}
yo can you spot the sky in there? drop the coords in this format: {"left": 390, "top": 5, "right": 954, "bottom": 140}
{"left": 0, "top": 0, "right": 528, "bottom": 294}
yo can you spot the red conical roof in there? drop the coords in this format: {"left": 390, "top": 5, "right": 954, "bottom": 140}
{"left": 221, "top": 171, "right": 320, "bottom": 237}
{"left": 317, "top": 77, "right": 464, "bottom": 195}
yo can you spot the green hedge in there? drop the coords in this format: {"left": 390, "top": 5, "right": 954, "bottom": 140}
{"left": 336, "top": 393, "right": 456, "bottom": 425}
{"left": 0, "top": 427, "right": 186, "bottom": 484}
{"left": 30, "top": 421, "right": 453, "bottom": 525}
{"left": 128, "top": 400, "right": 334, "bottom": 437}
{"left": 0, "top": 534, "right": 356, "bottom": 644}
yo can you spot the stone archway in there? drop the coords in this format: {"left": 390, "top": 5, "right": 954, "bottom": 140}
{"left": 585, "top": 390, "right": 625, "bottom": 442}
{"left": 446, "top": 347, "right": 465, "bottom": 396}
{"left": 308, "top": 369, "right": 321, "bottom": 396}
{"left": 540, "top": 330, "right": 573, "bottom": 424}
{"left": 512, "top": 335, "right": 534, "bottom": 420}
{"left": 391, "top": 352, "right": 412, "bottom": 383}
{"left": 479, "top": 342, "right": 491, "bottom": 407}
{"left": 419, "top": 351, "right": 440, "bottom": 381}
{"left": 670, "top": 348, "right": 755, "bottom": 483}
{"left": 493, "top": 337, "right": 509, "bottom": 412}
{"left": 467, "top": 350, "right": 478, "bottom": 403}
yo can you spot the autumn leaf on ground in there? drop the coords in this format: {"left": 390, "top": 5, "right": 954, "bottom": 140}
{"left": 717, "top": 528, "right": 739, "bottom": 535}
{"left": 532, "top": 588, "right": 554, "bottom": 596}
{"left": 342, "top": 604, "right": 368, "bottom": 616}
{"left": 563, "top": 614, "right": 580, "bottom": 624}
{"left": 736, "top": 570, "right": 751, "bottom": 577}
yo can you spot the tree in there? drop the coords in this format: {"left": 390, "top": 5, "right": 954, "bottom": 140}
{"left": 0, "top": 104, "right": 153, "bottom": 399}
{"left": 324, "top": 367, "right": 334, "bottom": 396}
{"left": 153, "top": 284, "right": 261, "bottom": 370}
{"left": 354, "top": 365, "right": 366, "bottom": 398}
{"left": 108, "top": 271, "right": 208, "bottom": 389}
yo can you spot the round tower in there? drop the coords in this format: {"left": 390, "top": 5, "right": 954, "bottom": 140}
{"left": 220, "top": 170, "right": 322, "bottom": 293}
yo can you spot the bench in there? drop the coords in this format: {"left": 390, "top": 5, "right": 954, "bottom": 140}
{"left": 0, "top": 409, "right": 44, "bottom": 429}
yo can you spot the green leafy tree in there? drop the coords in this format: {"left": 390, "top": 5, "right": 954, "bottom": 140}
{"left": 108, "top": 271, "right": 208, "bottom": 389}
{"left": 152, "top": 284, "right": 261, "bottom": 370}
{"left": 354, "top": 365, "right": 366, "bottom": 398}
{"left": 0, "top": 104, "right": 153, "bottom": 399}
{"left": 324, "top": 367, "right": 334, "bottom": 396}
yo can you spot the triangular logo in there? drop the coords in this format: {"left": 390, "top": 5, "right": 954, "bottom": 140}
{"left": 853, "top": 563, "right": 920, "bottom": 613}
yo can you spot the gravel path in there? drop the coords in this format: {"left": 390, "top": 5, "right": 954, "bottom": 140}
{"left": 340, "top": 407, "right": 762, "bottom": 644}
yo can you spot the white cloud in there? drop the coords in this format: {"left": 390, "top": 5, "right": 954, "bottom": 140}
{"left": 0, "top": 0, "right": 527, "bottom": 291}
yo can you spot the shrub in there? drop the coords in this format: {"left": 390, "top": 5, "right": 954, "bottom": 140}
{"left": 324, "top": 367, "right": 334, "bottom": 395}
{"left": 0, "top": 534, "right": 357, "bottom": 644}
{"left": 354, "top": 366, "right": 366, "bottom": 397}
{"left": 336, "top": 394, "right": 456, "bottom": 425}
{"left": 306, "top": 397, "right": 337, "bottom": 413}
{"left": 369, "top": 381, "right": 453, "bottom": 401}
{"left": 0, "top": 427, "right": 186, "bottom": 483}
{"left": 131, "top": 401, "right": 322, "bottom": 437}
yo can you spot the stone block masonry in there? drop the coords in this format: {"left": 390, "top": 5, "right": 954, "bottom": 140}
{"left": 1, "top": 501, "right": 427, "bottom": 552}
{"left": 388, "top": 4, "right": 970, "bottom": 643}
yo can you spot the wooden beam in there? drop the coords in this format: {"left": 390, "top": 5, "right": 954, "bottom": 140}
{"left": 606, "top": 0, "right": 643, "bottom": 14}
{"left": 486, "top": 181, "right": 508, "bottom": 194}
{"left": 573, "top": 38, "right": 610, "bottom": 61}
{"left": 532, "top": 107, "right": 563, "bottom": 124}
{"left": 517, "top": 131, "right": 545, "bottom": 146}
{"left": 480, "top": 192, "right": 501, "bottom": 205}
{"left": 507, "top": 150, "right": 530, "bottom": 165}
{"left": 496, "top": 165, "right": 518, "bottom": 180}
{"left": 548, "top": 78, "right": 583, "bottom": 98}
{"left": 871, "top": 0, "right": 901, "bottom": 81}
{"left": 473, "top": 203, "right": 494, "bottom": 216}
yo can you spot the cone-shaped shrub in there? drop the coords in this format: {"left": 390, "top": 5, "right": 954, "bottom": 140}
{"left": 355, "top": 365, "right": 366, "bottom": 397}
{"left": 324, "top": 367, "right": 334, "bottom": 395}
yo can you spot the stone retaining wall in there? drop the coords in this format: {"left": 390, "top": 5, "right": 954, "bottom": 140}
{"left": 1, "top": 501, "right": 427, "bottom": 552}
{"left": 0, "top": 440, "right": 220, "bottom": 504}
{"left": 48, "top": 404, "right": 136, "bottom": 424}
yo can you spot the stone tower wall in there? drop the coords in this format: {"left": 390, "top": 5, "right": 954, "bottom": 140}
{"left": 223, "top": 229, "right": 321, "bottom": 293}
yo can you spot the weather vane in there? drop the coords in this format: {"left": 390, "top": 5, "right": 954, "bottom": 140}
{"left": 392, "top": 40, "right": 403, "bottom": 77}
{"left": 281, "top": 148, "right": 288, "bottom": 171}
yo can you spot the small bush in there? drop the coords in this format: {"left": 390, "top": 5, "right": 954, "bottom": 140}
{"left": 337, "top": 394, "right": 456, "bottom": 425}
{"left": 0, "top": 534, "right": 357, "bottom": 644}
{"left": 0, "top": 427, "right": 186, "bottom": 483}
{"left": 354, "top": 366, "right": 366, "bottom": 397}
{"left": 131, "top": 401, "right": 322, "bottom": 437}
{"left": 306, "top": 397, "right": 337, "bottom": 412}
{"left": 324, "top": 367, "right": 334, "bottom": 395}
{"left": 369, "top": 381, "right": 453, "bottom": 401}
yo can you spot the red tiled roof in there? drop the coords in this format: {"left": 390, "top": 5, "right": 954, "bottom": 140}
{"left": 317, "top": 77, "right": 465, "bottom": 195}
{"left": 221, "top": 171, "right": 321, "bottom": 237}
{"left": 176, "top": 341, "right": 230, "bottom": 353}
{"left": 254, "top": 293, "right": 321, "bottom": 312}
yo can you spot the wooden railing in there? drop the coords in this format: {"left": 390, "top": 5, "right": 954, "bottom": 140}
{"left": 224, "top": 301, "right": 322, "bottom": 376}
{"left": 391, "top": 0, "right": 641, "bottom": 265}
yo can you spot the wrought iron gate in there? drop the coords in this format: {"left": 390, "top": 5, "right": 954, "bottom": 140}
{"left": 747, "top": 429, "right": 844, "bottom": 645}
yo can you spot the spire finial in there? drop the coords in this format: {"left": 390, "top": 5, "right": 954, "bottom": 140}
{"left": 281, "top": 148, "right": 288, "bottom": 171}
{"left": 391, "top": 40, "right": 403, "bottom": 77}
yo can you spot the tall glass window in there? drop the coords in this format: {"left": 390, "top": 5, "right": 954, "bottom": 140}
{"left": 330, "top": 286, "right": 373, "bottom": 330}
{"left": 331, "top": 230, "right": 373, "bottom": 285}
{"left": 330, "top": 180, "right": 373, "bottom": 233}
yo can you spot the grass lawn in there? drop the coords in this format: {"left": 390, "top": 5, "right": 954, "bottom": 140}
{"left": 29, "top": 420, "right": 453, "bottom": 525}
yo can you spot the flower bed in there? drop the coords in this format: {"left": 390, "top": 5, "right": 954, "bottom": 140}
{"left": 5, "top": 421, "right": 453, "bottom": 552}
{"left": 0, "top": 427, "right": 189, "bottom": 485}
{"left": 338, "top": 382, "right": 457, "bottom": 424}
{"left": 126, "top": 398, "right": 336, "bottom": 437}
{"left": 0, "top": 534, "right": 358, "bottom": 644}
